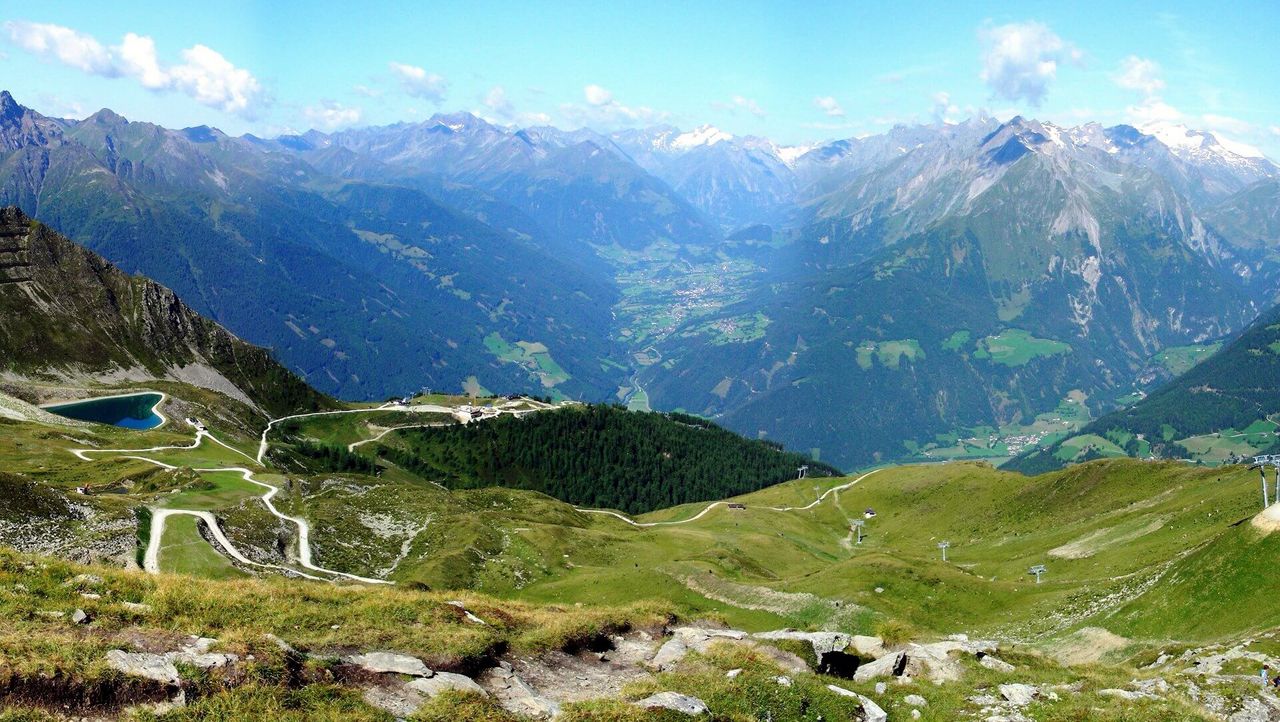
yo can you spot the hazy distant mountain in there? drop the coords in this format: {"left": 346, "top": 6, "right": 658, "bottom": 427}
{"left": 4, "top": 88, "right": 1279, "bottom": 468}
{"left": 0, "top": 92, "right": 628, "bottom": 401}
{"left": 640, "top": 116, "right": 1274, "bottom": 466}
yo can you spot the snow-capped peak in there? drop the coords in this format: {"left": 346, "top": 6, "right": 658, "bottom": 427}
{"left": 669, "top": 124, "right": 733, "bottom": 150}
{"left": 775, "top": 144, "right": 815, "bottom": 166}
{"left": 1141, "top": 122, "right": 1265, "bottom": 160}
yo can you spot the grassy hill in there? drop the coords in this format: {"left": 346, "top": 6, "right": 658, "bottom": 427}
{"left": 1008, "top": 303, "right": 1280, "bottom": 473}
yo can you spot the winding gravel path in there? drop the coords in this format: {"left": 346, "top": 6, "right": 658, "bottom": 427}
{"left": 574, "top": 470, "right": 882, "bottom": 527}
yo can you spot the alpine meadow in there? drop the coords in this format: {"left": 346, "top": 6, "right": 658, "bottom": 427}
{"left": 2, "top": 3, "right": 1280, "bottom": 720}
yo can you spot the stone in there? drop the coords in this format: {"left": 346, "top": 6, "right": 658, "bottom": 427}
{"left": 979, "top": 654, "right": 1016, "bottom": 673}
{"left": 649, "top": 637, "right": 690, "bottom": 671}
{"left": 71, "top": 608, "right": 89, "bottom": 624}
{"left": 874, "top": 682, "right": 887, "bottom": 695}
{"left": 1098, "top": 689, "right": 1145, "bottom": 700}
{"left": 775, "top": 675, "right": 792, "bottom": 687}
{"left": 905, "top": 693, "right": 928, "bottom": 706}
{"left": 851, "top": 635, "right": 887, "bottom": 657}
{"left": 362, "top": 686, "right": 420, "bottom": 718}
{"left": 80, "top": 592, "right": 102, "bottom": 600}
{"left": 912, "top": 710, "right": 922, "bottom": 719}
{"left": 726, "top": 668, "right": 743, "bottom": 679}
{"left": 633, "top": 691, "right": 709, "bottom": 715}
{"left": 106, "top": 650, "right": 180, "bottom": 685}
{"left": 853, "top": 652, "right": 903, "bottom": 682}
{"left": 447, "top": 600, "right": 488, "bottom": 625}
{"left": 343, "top": 651, "right": 433, "bottom": 677}
{"left": 407, "top": 672, "right": 487, "bottom": 698}
{"left": 998, "top": 683, "right": 1039, "bottom": 706}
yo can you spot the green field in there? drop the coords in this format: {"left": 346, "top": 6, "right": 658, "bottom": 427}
{"left": 484, "top": 332, "right": 572, "bottom": 388}
{"left": 1151, "top": 342, "right": 1222, "bottom": 376}
{"left": 157, "top": 513, "right": 245, "bottom": 579}
{"left": 975, "top": 328, "right": 1071, "bottom": 366}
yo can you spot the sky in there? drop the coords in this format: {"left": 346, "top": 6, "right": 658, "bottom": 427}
{"left": 4, "top": 0, "right": 1279, "bottom": 157}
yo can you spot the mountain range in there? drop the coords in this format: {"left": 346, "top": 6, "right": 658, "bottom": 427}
{"left": 3, "top": 88, "right": 1279, "bottom": 467}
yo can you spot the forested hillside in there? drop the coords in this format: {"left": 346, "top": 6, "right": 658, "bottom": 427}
{"left": 1007, "top": 303, "right": 1280, "bottom": 473}
{"left": 377, "top": 405, "right": 839, "bottom": 513}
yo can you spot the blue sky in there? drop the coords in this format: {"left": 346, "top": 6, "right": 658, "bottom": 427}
{"left": 5, "top": 0, "right": 1279, "bottom": 156}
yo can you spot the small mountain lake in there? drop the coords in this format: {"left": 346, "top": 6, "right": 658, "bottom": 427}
{"left": 44, "top": 392, "right": 165, "bottom": 429}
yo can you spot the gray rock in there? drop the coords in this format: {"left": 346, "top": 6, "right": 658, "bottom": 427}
{"left": 911, "top": 710, "right": 922, "bottom": 719}
{"left": 905, "top": 693, "right": 928, "bottom": 706}
{"left": 775, "top": 675, "right": 793, "bottom": 687}
{"left": 634, "top": 692, "right": 709, "bottom": 715}
{"left": 998, "top": 683, "right": 1039, "bottom": 706}
{"left": 343, "top": 651, "right": 433, "bottom": 677}
{"left": 649, "top": 637, "right": 690, "bottom": 671}
{"left": 408, "top": 672, "right": 487, "bottom": 698}
{"left": 106, "top": 650, "right": 180, "bottom": 685}
{"left": 726, "top": 668, "right": 743, "bottom": 679}
{"left": 1098, "top": 688, "right": 1146, "bottom": 700}
{"left": 979, "top": 654, "right": 1016, "bottom": 673}
{"left": 874, "top": 682, "right": 887, "bottom": 695}
{"left": 121, "top": 601, "right": 152, "bottom": 614}
{"left": 361, "top": 686, "right": 420, "bottom": 718}
{"left": 851, "top": 635, "right": 887, "bottom": 657}
{"left": 71, "top": 608, "right": 89, "bottom": 624}
{"left": 853, "top": 652, "right": 903, "bottom": 682}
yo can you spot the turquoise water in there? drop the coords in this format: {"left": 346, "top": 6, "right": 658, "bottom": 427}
{"left": 45, "top": 393, "right": 164, "bottom": 429}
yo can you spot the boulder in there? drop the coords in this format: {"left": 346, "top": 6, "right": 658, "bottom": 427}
{"left": 106, "top": 650, "right": 180, "bottom": 685}
{"left": 853, "top": 652, "right": 903, "bottom": 682}
{"left": 407, "top": 672, "right": 487, "bottom": 698}
{"left": 998, "top": 683, "right": 1039, "bottom": 706}
{"left": 979, "top": 654, "right": 1015, "bottom": 673}
{"left": 826, "top": 684, "right": 887, "bottom": 722}
{"left": 905, "top": 693, "right": 928, "bottom": 707}
{"left": 633, "top": 692, "right": 709, "bottom": 715}
{"left": 343, "top": 651, "right": 433, "bottom": 677}
{"left": 851, "top": 635, "right": 887, "bottom": 658}
{"left": 649, "top": 637, "right": 690, "bottom": 671}
{"left": 71, "top": 608, "right": 89, "bottom": 625}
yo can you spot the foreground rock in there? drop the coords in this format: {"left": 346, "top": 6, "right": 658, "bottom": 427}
{"left": 105, "top": 637, "right": 238, "bottom": 686}
{"left": 633, "top": 691, "right": 709, "bottom": 715}
{"left": 342, "top": 651, "right": 432, "bottom": 677}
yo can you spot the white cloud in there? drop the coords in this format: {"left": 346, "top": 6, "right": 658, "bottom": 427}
{"left": 584, "top": 83, "right": 613, "bottom": 107}
{"left": 352, "top": 84, "right": 382, "bottom": 98}
{"left": 477, "top": 85, "right": 551, "bottom": 127}
{"left": 978, "top": 21, "right": 1080, "bottom": 106}
{"left": 303, "top": 100, "right": 362, "bottom": 131}
{"left": 1201, "top": 113, "right": 1253, "bottom": 136}
{"left": 711, "top": 95, "right": 766, "bottom": 118}
{"left": 167, "top": 45, "right": 263, "bottom": 116}
{"left": 115, "top": 32, "right": 167, "bottom": 89}
{"left": 3, "top": 20, "right": 113, "bottom": 74}
{"left": 931, "top": 91, "right": 965, "bottom": 123}
{"left": 2, "top": 20, "right": 264, "bottom": 117}
{"left": 1272, "top": 125, "right": 1280, "bottom": 137}
{"left": 1124, "top": 97, "right": 1182, "bottom": 127}
{"left": 560, "top": 84, "right": 666, "bottom": 128}
{"left": 1113, "top": 56, "right": 1164, "bottom": 95}
{"left": 389, "top": 61, "right": 447, "bottom": 102}
{"left": 814, "top": 95, "right": 844, "bottom": 117}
